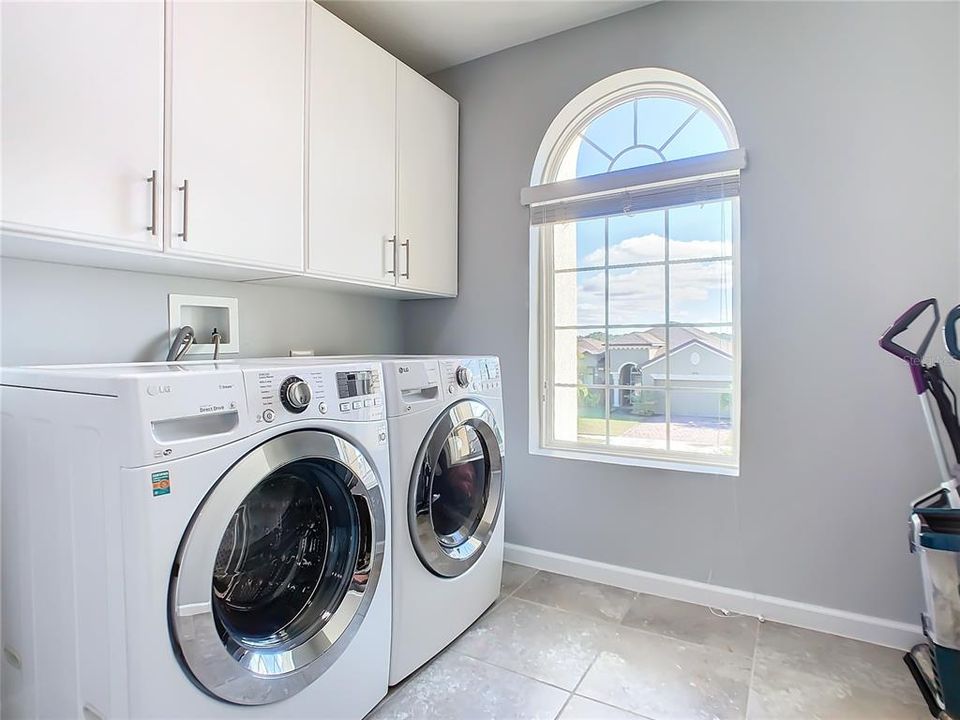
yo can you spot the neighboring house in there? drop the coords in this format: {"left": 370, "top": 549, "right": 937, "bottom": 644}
{"left": 578, "top": 327, "right": 733, "bottom": 418}
{"left": 578, "top": 330, "right": 664, "bottom": 385}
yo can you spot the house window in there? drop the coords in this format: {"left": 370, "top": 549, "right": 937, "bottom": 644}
{"left": 523, "top": 69, "right": 744, "bottom": 473}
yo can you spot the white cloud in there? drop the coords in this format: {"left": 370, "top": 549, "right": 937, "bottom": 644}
{"left": 582, "top": 233, "right": 729, "bottom": 267}
{"left": 567, "top": 254, "right": 732, "bottom": 325}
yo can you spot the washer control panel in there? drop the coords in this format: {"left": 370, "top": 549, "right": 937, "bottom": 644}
{"left": 244, "top": 363, "right": 384, "bottom": 424}
{"left": 441, "top": 357, "right": 502, "bottom": 399}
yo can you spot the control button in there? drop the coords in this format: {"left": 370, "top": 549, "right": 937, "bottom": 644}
{"left": 456, "top": 365, "right": 473, "bottom": 388}
{"left": 340, "top": 402, "right": 350, "bottom": 412}
{"left": 263, "top": 408, "right": 276, "bottom": 423}
{"left": 378, "top": 430, "right": 387, "bottom": 442}
{"left": 352, "top": 400, "right": 362, "bottom": 410}
{"left": 318, "top": 402, "right": 327, "bottom": 414}
{"left": 448, "top": 384, "right": 455, "bottom": 394}
{"left": 363, "top": 399, "right": 373, "bottom": 407}
{"left": 374, "top": 397, "right": 382, "bottom": 406}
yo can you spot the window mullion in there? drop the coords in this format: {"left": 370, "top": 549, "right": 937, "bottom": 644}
{"left": 543, "top": 226, "right": 553, "bottom": 445}
{"left": 604, "top": 216, "right": 611, "bottom": 446}
{"left": 664, "top": 209, "right": 671, "bottom": 452}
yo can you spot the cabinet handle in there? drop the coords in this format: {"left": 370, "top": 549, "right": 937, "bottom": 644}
{"left": 386, "top": 235, "right": 397, "bottom": 276}
{"left": 177, "top": 179, "right": 189, "bottom": 243}
{"left": 401, "top": 239, "right": 410, "bottom": 279}
{"left": 146, "top": 170, "right": 158, "bottom": 236}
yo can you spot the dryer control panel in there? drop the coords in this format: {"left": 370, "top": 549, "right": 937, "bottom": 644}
{"left": 244, "top": 363, "right": 384, "bottom": 426}
{"left": 441, "top": 357, "right": 502, "bottom": 400}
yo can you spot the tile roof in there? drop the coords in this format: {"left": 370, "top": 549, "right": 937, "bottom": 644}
{"left": 577, "top": 327, "right": 731, "bottom": 355}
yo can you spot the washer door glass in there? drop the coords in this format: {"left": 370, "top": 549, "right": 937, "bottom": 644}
{"left": 170, "top": 430, "right": 384, "bottom": 706}
{"left": 410, "top": 400, "right": 504, "bottom": 578}
{"left": 212, "top": 458, "right": 358, "bottom": 647}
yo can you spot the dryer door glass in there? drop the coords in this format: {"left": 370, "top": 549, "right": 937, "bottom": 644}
{"left": 430, "top": 424, "right": 488, "bottom": 547}
{"left": 410, "top": 400, "right": 504, "bottom": 578}
{"left": 169, "top": 430, "right": 385, "bottom": 705}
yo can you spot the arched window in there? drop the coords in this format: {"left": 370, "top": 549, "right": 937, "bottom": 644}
{"left": 523, "top": 69, "right": 744, "bottom": 474}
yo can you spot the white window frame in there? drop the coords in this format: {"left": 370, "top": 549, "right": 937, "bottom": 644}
{"left": 525, "top": 68, "right": 744, "bottom": 476}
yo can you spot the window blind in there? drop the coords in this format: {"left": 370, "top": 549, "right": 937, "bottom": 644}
{"left": 522, "top": 148, "right": 746, "bottom": 227}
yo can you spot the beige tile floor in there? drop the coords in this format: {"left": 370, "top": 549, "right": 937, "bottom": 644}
{"left": 369, "top": 563, "right": 929, "bottom": 720}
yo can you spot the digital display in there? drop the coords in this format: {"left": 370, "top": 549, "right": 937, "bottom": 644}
{"left": 336, "top": 370, "right": 374, "bottom": 399}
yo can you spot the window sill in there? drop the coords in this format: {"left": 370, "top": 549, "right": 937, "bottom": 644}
{"left": 529, "top": 443, "right": 740, "bottom": 477}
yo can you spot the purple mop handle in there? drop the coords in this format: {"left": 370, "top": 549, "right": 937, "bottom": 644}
{"left": 879, "top": 298, "right": 939, "bottom": 395}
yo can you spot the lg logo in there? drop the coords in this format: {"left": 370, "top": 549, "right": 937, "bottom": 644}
{"left": 398, "top": 366, "right": 410, "bottom": 374}
{"left": 146, "top": 384, "right": 172, "bottom": 396}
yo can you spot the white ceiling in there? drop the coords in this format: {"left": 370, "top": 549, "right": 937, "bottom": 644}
{"left": 320, "top": 1, "right": 652, "bottom": 75}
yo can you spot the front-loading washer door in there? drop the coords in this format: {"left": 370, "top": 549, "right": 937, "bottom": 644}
{"left": 409, "top": 400, "right": 504, "bottom": 578}
{"left": 169, "top": 429, "right": 385, "bottom": 706}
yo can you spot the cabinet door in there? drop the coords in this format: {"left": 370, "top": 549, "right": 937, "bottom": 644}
{"left": 1, "top": 1, "right": 163, "bottom": 249}
{"left": 169, "top": 0, "right": 305, "bottom": 271}
{"left": 397, "top": 64, "right": 459, "bottom": 296}
{"left": 307, "top": 4, "right": 397, "bottom": 285}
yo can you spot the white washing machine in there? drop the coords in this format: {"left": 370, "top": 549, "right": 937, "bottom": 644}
{"left": 382, "top": 356, "right": 506, "bottom": 685}
{"left": 1, "top": 359, "right": 391, "bottom": 718}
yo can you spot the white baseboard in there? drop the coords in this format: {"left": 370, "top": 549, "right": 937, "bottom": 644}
{"left": 504, "top": 542, "right": 923, "bottom": 651}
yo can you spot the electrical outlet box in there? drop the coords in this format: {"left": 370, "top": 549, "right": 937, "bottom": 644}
{"left": 168, "top": 294, "right": 239, "bottom": 356}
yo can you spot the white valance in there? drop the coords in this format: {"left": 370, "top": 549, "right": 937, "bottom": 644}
{"left": 521, "top": 148, "right": 747, "bottom": 226}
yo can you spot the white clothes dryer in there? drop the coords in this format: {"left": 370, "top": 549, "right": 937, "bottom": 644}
{"left": 381, "top": 356, "right": 506, "bottom": 685}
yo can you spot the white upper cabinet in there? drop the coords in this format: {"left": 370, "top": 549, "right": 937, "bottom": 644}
{"left": 397, "top": 63, "right": 459, "bottom": 296}
{"left": 0, "top": 1, "right": 164, "bottom": 249}
{"left": 168, "top": 0, "right": 305, "bottom": 271}
{"left": 307, "top": 4, "right": 397, "bottom": 285}
{"left": 1, "top": 0, "right": 458, "bottom": 296}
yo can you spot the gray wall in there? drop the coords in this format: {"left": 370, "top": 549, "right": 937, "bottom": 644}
{"left": 1, "top": 258, "right": 404, "bottom": 365}
{"left": 404, "top": 1, "right": 960, "bottom": 623}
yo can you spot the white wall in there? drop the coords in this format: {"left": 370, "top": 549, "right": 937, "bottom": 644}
{"left": 1, "top": 258, "right": 404, "bottom": 365}
{"left": 403, "top": 1, "right": 960, "bottom": 624}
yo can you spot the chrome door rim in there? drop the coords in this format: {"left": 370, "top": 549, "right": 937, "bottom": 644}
{"left": 409, "top": 400, "right": 504, "bottom": 578}
{"left": 169, "top": 430, "right": 385, "bottom": 705}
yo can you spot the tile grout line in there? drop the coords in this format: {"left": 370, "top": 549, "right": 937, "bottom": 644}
{"left": 551, "top": 692, "right": 574, "bottom": 720}
{"left": 571, "top": 648, "right": 597, "bottom": 695}
{"left": 563, "top": 653, "right": 599, "bottom": 719}
{"left": 487, "top": 566, "right": 540, "bottom": 613}
{"left": 617, "top": 589, "right": 642, "bottom": 627}
{"left": 507, "top": 567, "right": 540, "bottom": 598}
{"left": 742, "top": 616, "right": 763, "bottom": 719}
{"left": 450, "top": 648, "right": 576, "bottom": 695}
{"left": 566, "top": 654, "right": 658, "bottom": 720}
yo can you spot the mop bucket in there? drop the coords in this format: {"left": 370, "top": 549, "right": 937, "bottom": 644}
{"left": 908, "top": 487, "right": 960, "bottom": 718}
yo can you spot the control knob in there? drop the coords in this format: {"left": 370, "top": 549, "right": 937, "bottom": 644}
{"left": 280, "top": 376, "right": 312, "bottom": 413}
{"left": 455, "top": 366, "right": 472, "bottom": 389}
